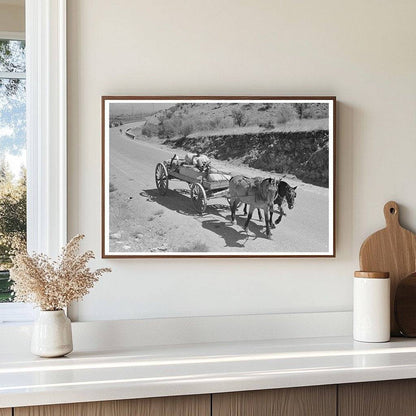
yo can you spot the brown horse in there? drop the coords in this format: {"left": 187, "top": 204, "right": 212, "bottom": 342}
{"left": 229, "top": 176, "right": 279, "bottom": 237}
{"left": 243, "top": 180, "right": 298, "bottom": 227}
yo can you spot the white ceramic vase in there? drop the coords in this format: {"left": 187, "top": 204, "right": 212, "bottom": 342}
{"left": 31, "top": 310, "right": 73, "bottom": 357}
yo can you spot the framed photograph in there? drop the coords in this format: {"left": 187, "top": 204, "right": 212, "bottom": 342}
{"left": 102, "top": 96, "right": 336, "bottom": 258}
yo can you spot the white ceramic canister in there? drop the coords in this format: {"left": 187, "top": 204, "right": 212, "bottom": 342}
{"left": 353, "top": 271, "right": 390, "bottom": 342}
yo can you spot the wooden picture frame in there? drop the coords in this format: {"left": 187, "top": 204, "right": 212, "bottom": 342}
{"left": 102, "top": 96, "right": 336, "bottom": 258}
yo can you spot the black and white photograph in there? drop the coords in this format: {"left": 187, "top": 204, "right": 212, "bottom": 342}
{"left": 102, "top": 97, "right": 335, "bottom": 257}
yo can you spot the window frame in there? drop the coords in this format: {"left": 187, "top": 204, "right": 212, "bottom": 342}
{"left": 0, "top": 31, "right": 24, "bottom": 41}
{"left": 0, "top": 0, "right": 67, "bottom": 323}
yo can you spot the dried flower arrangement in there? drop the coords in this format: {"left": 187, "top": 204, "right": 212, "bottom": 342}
{"left": 10, "top": 234, "right": 111, "bottom": 311}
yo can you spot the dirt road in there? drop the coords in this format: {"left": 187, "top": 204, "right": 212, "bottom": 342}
{"left": 108, "top": 123, "right": 330, "bottom": 254}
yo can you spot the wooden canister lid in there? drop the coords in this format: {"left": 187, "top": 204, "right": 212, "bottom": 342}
{"left": 354, "top": 271, "right": 390, "bottom": 279}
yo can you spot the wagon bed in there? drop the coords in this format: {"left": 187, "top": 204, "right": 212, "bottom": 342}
{"left": 155, "top": 157, "right": 231, "bottom": 214}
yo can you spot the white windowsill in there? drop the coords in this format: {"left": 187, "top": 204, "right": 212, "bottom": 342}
{"left": 0, "top": 303, "right": 35, "bottom": 324}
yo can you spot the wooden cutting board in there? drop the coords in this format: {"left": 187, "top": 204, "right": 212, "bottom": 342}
{"left": 395, "top": 273, "right": 416, "bottom": 337}
{"left": 359, "top": 201, "right": 416, "bottom": 336}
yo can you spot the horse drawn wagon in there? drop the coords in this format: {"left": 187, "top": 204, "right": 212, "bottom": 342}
{"left": 154, "top": 154, "right": 231, "bottom": 214}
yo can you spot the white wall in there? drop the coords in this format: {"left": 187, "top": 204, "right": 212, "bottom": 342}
{"left": 67, "top": 0, "right": 416, "bottom": 321}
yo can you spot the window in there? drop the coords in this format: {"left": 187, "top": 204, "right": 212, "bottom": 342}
{"left": 0, "top": 34, "right": 26, "bottom": 308}
{"left": 0, "top": 1, "right": 67, "bottom": 324}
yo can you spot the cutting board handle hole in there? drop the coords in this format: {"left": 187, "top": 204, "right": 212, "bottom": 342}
{"left": 384, "top": 201, "right": 400, "bottom": 227}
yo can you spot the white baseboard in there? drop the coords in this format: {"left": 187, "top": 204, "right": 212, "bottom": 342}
{"left": 0, "top": 311, "right": 352, "bottom": 353}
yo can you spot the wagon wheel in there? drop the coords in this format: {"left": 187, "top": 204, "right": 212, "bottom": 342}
{"left": 191, "top": 183, "right": 207, "bottom": 214}
{"left": 155, "top": 163, "right": 169, "bottom": 195}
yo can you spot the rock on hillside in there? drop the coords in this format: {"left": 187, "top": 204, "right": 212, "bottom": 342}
{"left": 296, "top": 143, "right": 329, "bottom": 187}
{"left": 170, "top": 130, "right": 329, "bottom": 187}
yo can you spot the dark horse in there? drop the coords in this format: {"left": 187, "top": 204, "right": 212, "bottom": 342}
{"left": 243, "top": 181, "right": 297, "bottom": 228}
{"left": 229, "top": 176, "right": 279, "bottom": 238}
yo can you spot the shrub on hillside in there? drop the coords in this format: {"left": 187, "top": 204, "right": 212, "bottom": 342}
{"left": 275, "top": 104, "right": 298, "bottom": 124}
{"left": 142, "top": 123, "right": 158, "bottom": 137}
{"left": 260, "top": 121, "right": 275, "bottom": 130}
{"left": 258, "top": 104, "right": 272, "bottom": 112}
{"left": 158, "top": 117, "right": 182, "bottom": 138}
{"left": 293, "top": 103, "right": 329, "bottom": 119}
{"left": 179, "top": 122, "right": 194, "bottom": 137}
{"left": 231, "top": 109, "right": 247, "bottom": 127}
{"left": 209, "top": 117, "right": 222, "bottom": 130}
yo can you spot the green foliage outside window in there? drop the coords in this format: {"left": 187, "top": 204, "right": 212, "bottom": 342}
{"left": 0, "top": 161, "right": 26, "bottom": 302}
{"left": 0, "top": 39, "right": 27, "bottom": 302}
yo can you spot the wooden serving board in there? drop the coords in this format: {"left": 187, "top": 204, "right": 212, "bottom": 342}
{"left": 359, "top": 201, "right": 416, "bottom": 336}
{"left": 395, "top": 273, "right": 416, "bottom": 337}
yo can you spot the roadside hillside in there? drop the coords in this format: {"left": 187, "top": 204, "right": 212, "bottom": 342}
{"left": 171, "top": 130, "right": 329, "bottom": 187}
{"left": 134, "top": 102, "right": 330, "bottom": 187}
